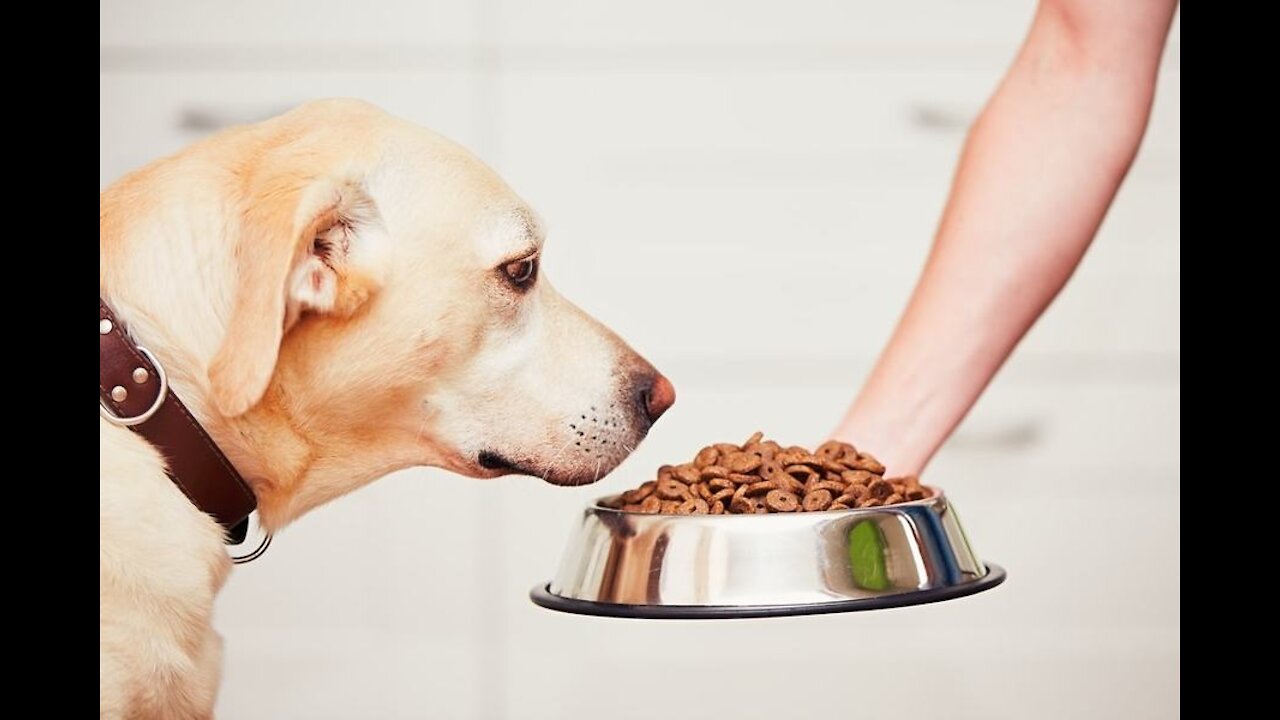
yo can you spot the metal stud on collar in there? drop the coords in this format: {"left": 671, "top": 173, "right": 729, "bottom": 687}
{"left": 100, "top": 346, "right": 168, "bottom": 427}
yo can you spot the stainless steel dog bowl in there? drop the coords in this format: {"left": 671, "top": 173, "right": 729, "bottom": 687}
{"left": 531, "top": 488, "right": 1004, "bottom": 618}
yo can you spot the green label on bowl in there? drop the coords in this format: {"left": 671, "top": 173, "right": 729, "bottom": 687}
{"left": 848, "top": 520, "right": 890, "bottom": 591}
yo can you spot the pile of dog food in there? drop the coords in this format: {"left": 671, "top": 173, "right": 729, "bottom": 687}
{"left": 603, "top": 433, "right": 930, "bottom": 515}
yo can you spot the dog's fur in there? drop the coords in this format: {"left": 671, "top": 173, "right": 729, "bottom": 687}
{"left": 100, "top": 99, "right": 670, "bottom": 719}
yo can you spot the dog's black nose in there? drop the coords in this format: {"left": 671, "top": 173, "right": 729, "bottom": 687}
{"left": 638, "top": 373, "right": 676, "bottom": 424}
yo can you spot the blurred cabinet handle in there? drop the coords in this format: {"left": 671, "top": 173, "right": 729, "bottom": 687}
{"left": 949, "top": 418, "right": 1044, "bottom": 451}
{"left": 909, "top": 103, "right": 974, "bottom": 133}
{"left": 177, "top": 105, "right": 292, "bottom": 133}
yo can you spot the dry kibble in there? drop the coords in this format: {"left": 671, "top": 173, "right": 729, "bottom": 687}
{"left": 612, "top": 434, "right": 934, "bottom": 514}
{"left": 701, "top": 465, "right": 730, "bottom": 480}
{"left": 811, "top": 480, "right": 847, "bottom": 496}
{"left": 802, "top": 489, "right": 833, "bottom": 512}
{"left": 795, "top": 454, "right": 824, "bottom": 468}
{"left": 774, "top": 450, "right": 808, "bottom": 467}
{"left": 708, "top": 476, "right": 735, "bottom": 492}
{"left": 694, "top": 446, "right": 720, "bottom": 468}
{"left": 842, "top": 470, "right": 877, "bottom": 486}
{"left": 758, "top": 460, "right": 784, "bottom": 482}
{"left": 714, "top": 442, "right": 743, "bottom": 457}
{"left": 775, "top": 473, "right": 805, "bottom": 495}
{"left": 847, "top": 453, "right": 886, "bottom": 474}
{"left": 730, "top": 493, "right": 755, "bottom": 514}
{"left": 622, "top": 481, "right": 656, "bottom": 503}
{"left": 890, "top": 475, "right": 924, "bottom": 499}
{"left": 815, "top": 440, "right": 847, "bottom": 461}
{"left": 785, "top": 467, "right": 820, "bottom": 488}
{"left": 677, "top": 498, "right": 710, "bottom": 515}
{"left": 765, "top": 490, "right": 800, "bottom": 512}
{"left": 657, "top": 479, "right": 692, "bottom": 501}
{"left": 725, "top": 452, "right": 763, "bottom": 474}
{"left": 710, "top": 488, "right": 736, "bottom": 504}
{"left": 837, "top": 485, "right": 867, "bottom": 505}
{"left": 868, "top": 478, "right": 894, "bottom": 499}
{"left": 672, "top": 464, "right": 701, "bottom": 484}
{"left": 822, "top": 460, "right": 848, "bottom": 475}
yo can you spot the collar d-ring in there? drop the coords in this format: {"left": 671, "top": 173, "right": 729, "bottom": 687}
{"left": 231, "top": 512, "right": 273, "bottom": 564}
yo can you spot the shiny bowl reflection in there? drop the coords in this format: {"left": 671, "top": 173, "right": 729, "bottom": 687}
{"left": 532, "top": 488, "right": 1004, "bottom": 618}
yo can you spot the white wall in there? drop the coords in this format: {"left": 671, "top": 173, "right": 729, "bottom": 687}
{"left": 100, "top": 2, "right": 1180, "bottom": 718}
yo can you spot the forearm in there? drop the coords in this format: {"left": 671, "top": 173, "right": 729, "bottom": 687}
{"left": 833, "top": 0, "right": 1177, "bottom": 475}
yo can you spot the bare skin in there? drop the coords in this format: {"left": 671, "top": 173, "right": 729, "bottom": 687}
{"left": 831, "top": 0, "right": 1179, "bottom": 476}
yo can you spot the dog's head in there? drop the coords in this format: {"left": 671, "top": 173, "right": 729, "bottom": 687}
{"left": 168, "top": 100, "right": 673, "bottom": 516}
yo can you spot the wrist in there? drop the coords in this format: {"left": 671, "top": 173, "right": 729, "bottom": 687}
{"left": 831, "top": 405, "right": 930, "bottom": 478}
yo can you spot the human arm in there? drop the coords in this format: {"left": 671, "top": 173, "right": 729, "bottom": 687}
{"left": 831, "top": 0, "right": 1179, "bottom": 475}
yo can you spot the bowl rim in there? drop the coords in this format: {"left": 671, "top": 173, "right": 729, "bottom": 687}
{"left": 531, "top": 561, "right": 1004, "bottom": 619}
{"left": 590, "top": 484, "right": 945, "bottom": 517}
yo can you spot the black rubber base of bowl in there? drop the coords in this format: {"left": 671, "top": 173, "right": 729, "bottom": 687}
{"left": 530, "top": 563, "right": 1005, "bottom": 619}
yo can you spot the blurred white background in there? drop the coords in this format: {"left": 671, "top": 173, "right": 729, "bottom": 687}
{"left": 100, "top": 1, "right": 1180, "bottom": 718}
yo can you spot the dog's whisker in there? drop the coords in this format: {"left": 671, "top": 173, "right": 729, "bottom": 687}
{"left": 541, "top": 436, "right": 578, "bottom": 483}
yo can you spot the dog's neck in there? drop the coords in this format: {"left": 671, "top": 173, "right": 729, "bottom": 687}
{"left": 101, "top": 191, "right": 325, "bottom": 530}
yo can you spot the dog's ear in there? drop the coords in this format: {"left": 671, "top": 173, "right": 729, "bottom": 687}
{"left": 208, "top": 176, "right": 385, "bottom": 417}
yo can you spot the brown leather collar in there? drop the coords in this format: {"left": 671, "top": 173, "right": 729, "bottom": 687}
{"left": 99, "top": 298, "right": 257, "bottom": 545}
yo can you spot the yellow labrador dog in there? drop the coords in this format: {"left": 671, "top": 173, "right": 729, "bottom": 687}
{"left": 99, "top": 99, "right": 674, "bottom": 719}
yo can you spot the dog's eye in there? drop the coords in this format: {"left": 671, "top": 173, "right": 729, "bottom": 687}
{"left": 502, "top": 256, "right": 538, "bottom": 288}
